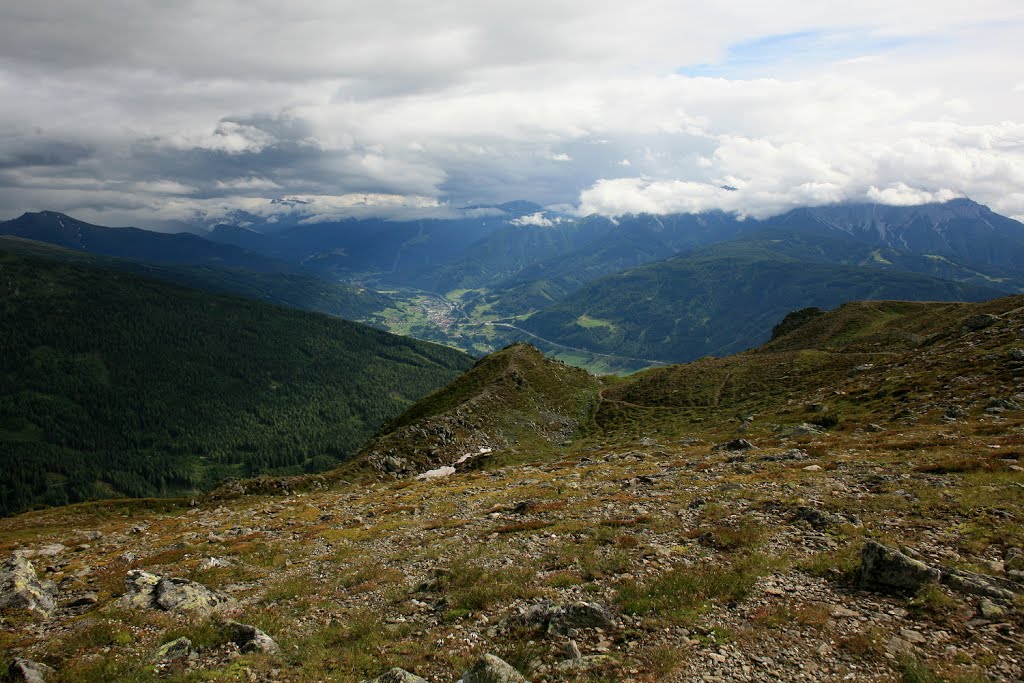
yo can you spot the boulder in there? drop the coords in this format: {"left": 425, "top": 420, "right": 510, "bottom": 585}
{"left": 223, "top": 620, "right": 280, "bottom": 654}
{"left": 120, "top": 570, "right": 162, "bottom": 609}
{"left": 155, "top": 577, "right": 235, "bottom": 613}
{"left": 550, "top": 601, "right": 616, "bottom": 633}
{"left": 962, "top": 313, "right": 1000, "bottom": 331}
{"left": 506, "top": 600, "right": 615, "bottom": 635}
{"left": 461, "top": 654, "right": 530, "bottom": 683}
{"left": 369, "top": 668, "right": 430, "bottom": 683}
{"left": 121, "top": 570, "right": 234, "bottom": 614}
{"left": 153, "top": 637, "right": 196, "bottom": 662}
{"left": 0, "top": 555, "right": 56, "bottom": 618}
{"left": 711, "top": 439, "right": 755, "bottom": 452}
{"left": 859, "top": 541, "right": 939, "bottom": 593}
{"left": 8, "top": 659, "right": 56, "bottom": 683}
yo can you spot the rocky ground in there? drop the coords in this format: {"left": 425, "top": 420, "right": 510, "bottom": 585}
{"left": 2, "top": 412, "right": 1023, "bottom": 682}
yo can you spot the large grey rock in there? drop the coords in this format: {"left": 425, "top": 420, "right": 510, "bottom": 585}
{"left": 223, "top": 620, "right": 280, "bottom": 654}
{"left": 8, "top": 658, "right": 56, "bottom": 683}
{"left": 859, "top": 541, "right": 939, "bottom": 593}
{"left": 0, "top": 555, "right": 56, "bottom": 618}
{"left": 121, "top": 570, "right": 234, "bottom": 614}
{"left": 369, "top": 668, "right": 430, "bottom": 683}
{"left": 461, "top": 654, "right": 530, "bottom": 683}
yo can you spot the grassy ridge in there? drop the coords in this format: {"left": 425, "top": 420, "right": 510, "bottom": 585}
{"left": 0, "top": 249, "right": 474, "bottom": 515}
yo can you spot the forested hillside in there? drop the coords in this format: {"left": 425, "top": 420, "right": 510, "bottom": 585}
{"left": 0, "top": 249, "right": 474, "bottom": 515}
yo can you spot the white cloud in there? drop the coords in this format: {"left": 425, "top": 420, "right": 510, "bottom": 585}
{"left": 0, "top": 2, "right": 1022, "bottom": 224}
{"left": 510, "top": 212, "right": 563, "bottom": 227}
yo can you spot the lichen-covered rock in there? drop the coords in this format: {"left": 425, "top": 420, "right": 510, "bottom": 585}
{"left": 0, "top": 555, "right": 56, "bottom": 618}
{"left": 120, "top": 570, "right": 162, "bottom": 609}
{"left": 155, "top": 577, "right": 235, "bottom": 613}
{"left": 8, "top": 658, "right": 56, "bottom": 683}
{"left": 859, "top": 541, "right": 939, "bottom": 593}
{"left": 461, "top": 654, "right": 530, "bottom": 683}
{"left": 368, "top": 668, "right": 430, "bottom": 683}
{"left": 153, "top": 637, "right": 196, "bottom": 662}
{"left": 223, "top": 620, "right": 280, "bottom": 654}
{"left": 121, "top": 570, "right": 234, "bottom": 614}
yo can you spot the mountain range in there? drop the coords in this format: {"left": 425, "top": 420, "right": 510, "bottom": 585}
{"left": 4, "top": 198, "right": 1023, "bottom": 369}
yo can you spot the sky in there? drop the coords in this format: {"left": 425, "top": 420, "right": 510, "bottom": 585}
{"left": 1, "top": 1, "right": 1023, "bottom": 228}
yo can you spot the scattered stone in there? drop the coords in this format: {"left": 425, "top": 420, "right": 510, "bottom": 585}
{"left": 34, "top": 544, "right": 66, "bottom": 558}
{"left": 865, "top": 423, "right": 885, "bottom": 432}
{"left": 1008, "top": 348, "right": 1024, "bottom": 361}
{"left": 369, "top": 669, "right": 429, "bottom": 683}
{"left": 802, "top": 464, "right": 822, "bottom": 472}
{"left": 0, "top": 555, "right": 56, "bottom": 618}
{"left": 461, "top": 654, "right": 530, "bottom": 683}
{"left": 153, "top": 637, "right": 196, "bottom": 663}
{"left": 8, "top": 658, "right": 56, "bottom": 683}
{"left": 562, "top": 639, "right": 582, "bottom": 660}
{"left": 223, "top": 620, "right": 280, "bottom": 654}
{"left": 859, "top": 541, "right": 940, "bottom": 593}
{"left": 712, "top": 439, "right": 755, "bottom": 452}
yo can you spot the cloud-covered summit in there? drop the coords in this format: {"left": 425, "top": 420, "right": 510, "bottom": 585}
{"left": 1, "top": 1, "right": 1022, "bottom": 228}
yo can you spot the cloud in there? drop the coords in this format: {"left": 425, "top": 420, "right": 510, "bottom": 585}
{"left": 510, "top": 212, "right": 563, "bottom": 227}
{"left": 0, "top": 2, "right": 1022, "bottom": 226}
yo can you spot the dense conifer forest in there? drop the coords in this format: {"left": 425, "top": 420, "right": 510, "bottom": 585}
{"left": 0, "top": 249, "right": 474, "bottom": 515}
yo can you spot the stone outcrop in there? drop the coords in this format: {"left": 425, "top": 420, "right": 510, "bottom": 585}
{"left": 0, "top": 555, "right": 56, "bottom": 619}
{"left": 121, "top": 570, "right": 234, "bottom": 614}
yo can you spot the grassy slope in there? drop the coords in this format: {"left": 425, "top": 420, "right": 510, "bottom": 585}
{"left": 0, "top": 248, "right": 474, "bottom": 515}
{"left": 595, "top": 295, "right": 1024, "bottom": 440}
